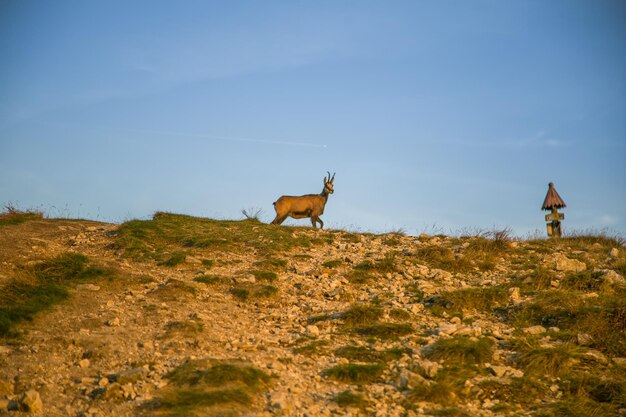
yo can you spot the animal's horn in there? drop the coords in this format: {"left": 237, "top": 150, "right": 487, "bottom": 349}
{"left": 326, "top": 171, "right": 331, "bottom": 182}
{"left": 331, "top": 172, "right": 335, "bottom": 182}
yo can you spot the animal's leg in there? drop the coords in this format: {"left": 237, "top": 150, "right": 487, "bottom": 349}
{"left": 271, "top": 215, "right": 287, "bottom": 225}
{"left": 311, "top": 216, "right": 323, "bottom": 229}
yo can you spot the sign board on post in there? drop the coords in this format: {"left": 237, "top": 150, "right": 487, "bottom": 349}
{"left": 545, "top": 213, "right": 565, "bottom": 222}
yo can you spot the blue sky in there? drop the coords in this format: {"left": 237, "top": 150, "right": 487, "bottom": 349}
{"left": 1, "top": 1, "right": 625, "bottom": 236}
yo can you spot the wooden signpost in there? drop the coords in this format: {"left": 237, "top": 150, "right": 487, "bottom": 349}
{"left": 544, "top": 212, "right": 564, "bottom": 222}
{"left": 541, "top": 182, "right": 566, "bottom": 238}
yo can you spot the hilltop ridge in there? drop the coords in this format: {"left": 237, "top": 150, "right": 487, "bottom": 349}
{"left": 0, "top": 211, "right": 625, "bottom": 417}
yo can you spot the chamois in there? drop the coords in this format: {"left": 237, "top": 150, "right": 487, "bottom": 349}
{"left": 271, "top": 172, "right": 335, "bottom": 229}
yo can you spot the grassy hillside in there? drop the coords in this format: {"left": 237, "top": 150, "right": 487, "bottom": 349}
{"left": 0, "top": 210, "right": 624, "bottom": 416}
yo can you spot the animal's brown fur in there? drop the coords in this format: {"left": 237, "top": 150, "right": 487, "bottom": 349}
{"left": 271, "top": 172, "right": 335, "bottom": 229}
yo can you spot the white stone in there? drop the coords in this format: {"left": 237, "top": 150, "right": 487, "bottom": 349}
{"left": 577, "top": 333, "right": 593, "bottom": 346}
{"left": 437, "top": 323, "right": 458, "bottom": 335}
{"left": 523, "top": 325, "right": 546, "bottom": 335}
{"left": 597, "top": 269, "right": 625, "bottom": 287}
{"left": 306, "top": 325, "right": 320, "bottom": 337}
{"left": 19, "top": 390, "right": 43, "bottom": 413}
{"left": 76, "top": 283, "right": 100, "bottom": 291}
{"left": 553, "top": 254, "right": 586, "bottom": 272}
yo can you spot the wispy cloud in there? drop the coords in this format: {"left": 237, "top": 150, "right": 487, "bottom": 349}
{"left": 42, "top": 122, "right": 328, "bottom": 149}
{"left": 511, "top": 130, "right": 566, "bottom": 149}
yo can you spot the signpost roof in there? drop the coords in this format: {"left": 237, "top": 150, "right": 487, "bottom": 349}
{"left": 542, "top": 182, "right": 566, "bottom": 211}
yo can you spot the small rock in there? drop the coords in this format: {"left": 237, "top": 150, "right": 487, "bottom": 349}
{"left": 612, "top": 357, "right": 626, "bottom": 366}
{"left": 76, "top": 283, "right": 100, "bottom": 291}
{"left": 121, "top": 383, "right": 136, "bottom": 399}
{"left": 577, "top": 333, "right": 593, "bottom": 346}
{"left": 584, "top": 350, "right": 608, "bottom": 364}
{"left": 395, "top": 369, "right": 424, "bottom": 389}
{"left": 103, "top": 383, "right": 124, "bottom": 399}
{"left": 437, "top": 323, "right": 458, "bottom": 336}
{"left": 609, "top": 247, "right": 619, "bottom": 258}
{"left": 0, "top": 380, "right": 13, "bottom": 396}
{"left": 410, "top": 304, "right": 424, "bottom": 314}
{"left": 81, "top": 377, "right": 96, "bottom": 386}
{"left": 19, "top": 390, "right": 43, "bottom": 413}
{"left": 597, "top": 269, "right": 625, "bottom": 287}
{"left": 553, "top": 254, "right": 586, "bottom": 272}
{"left": 115, "top": 367, "right": 148, "bottom": 384}
{"left": 306, "top": 325, "right": 320, "bottom": 337}
{"left": 98, "top": 377, "right": 109, "bottom": 388}
{"left": 269, "top": 391, "right": 293, "bottom": 412}
{"left": 79, "top": 359, "right": 90, "bottom": 368}
{"left": 509, "top": 287, "right": 521, "bottom": 304}
{"left": 487, "top": 364, "right": 508, "bottom": 378}
{"left": 106, "top": 317, "right": 120, "bottom": 327}
{"left": 419, "top": 359, "right": 440, "bottom": 378}
{"left": 523, "top": 325, "right": 546, "bottom": 335}
{"left": 0, "top": 398, "right": 9, "bottom": 411}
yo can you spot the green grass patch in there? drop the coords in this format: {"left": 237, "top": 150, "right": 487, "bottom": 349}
{"left": 307, "top": 314, "right": 331, "bottom": 324}
{"left": 115, "top": 212, "right": 322, "bottom": 262}
{"left": 155, "top": 359, "right": 271, "bottom": 416}
{"left": 407, "top": 380, "right": 457, "bottom": 404}
{"left": 516, "top": 344, "right": 584, "bottom": 377}
{"left": 322, "top": 259, "right": 343, "bottom": 268}
{"left": 334, "top": 390, "right": 369, "bottom": 409}
{"left": 157, "top": 387, "right": 251, "bottom": 416}
{"left": 163, "top": 320, "right": 204, "bottom": 338}
{"left": 292, "top": 340, "right": 330, "bottom": 356}
{"left": 353, "top": 255, "right": 398, "bottom": 274}
{"left": 507, "top": 289, "right": 626, "bottom": 356}
{"left": 0, "top": 206, "right": 44, "bottom": 226}
{"left": 334, "top": 345, "right": 409, "bottom": 362}
{"left": 352, "top": 323, "right": 413, "bottom": 340}
{"left": 389, "top": 308, "right": 412, "bottom": 320}
{"left": 150, "top": 279, "right": 196, "bottom": 301}
{"left": 253, "top": 258, "right": 287, "bottom": 270}
{"left": 250, "top": 270, "right": 278, "bottom": 282}
{"left": 411, "top": 245, "right": 469, "bottom": 273}
{"left": 423, "top": 336, "right": 494, "bottom": 365}
{"left": 166, "top": 361, "right": 271, "bottom": 388}
{"left": 340, "top": 304, "right": 382, "bottom": 326}
{"left": 158, "top": 251, "right": 187, "bottom": 267}
{"left": 201, "top": 259, "right": 215, "bottom": 268}
{"left": 323, "top": 363, "right": 384, "bottom": 384}
{"left": 229, "top": 284, "right": 278, "bottom": 301}
{"left": 427, "top": 286, "right": 509, "bottom": 316}
{"left": 346, "top": 270, "right": 374, "bottom": 284}
{"left": 194, "top": 275, "right": 229, "bottom": 285}
{"left": 0, "top": 253, "right": 110, "bottom": 337}
{"left": 560, "top": 371, "right": 626, "bottom": 410}
{"left": 476, "top": 377, "right": 547, "bottom": 404}
{"left": 561, "top": 270, "right": 610, "bottom": 292}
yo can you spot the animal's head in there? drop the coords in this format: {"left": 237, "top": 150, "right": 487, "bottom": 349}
{"left": 324, "top": 171, "right": 336, "bottom": 194}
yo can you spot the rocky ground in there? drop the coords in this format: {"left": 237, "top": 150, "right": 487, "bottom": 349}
{"left": 0, "top": 213, "right": 625, "bottom": 416}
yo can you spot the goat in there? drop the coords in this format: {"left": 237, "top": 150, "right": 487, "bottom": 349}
{"left": 271, "top": 172, "right": 335, "bottom": 229}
